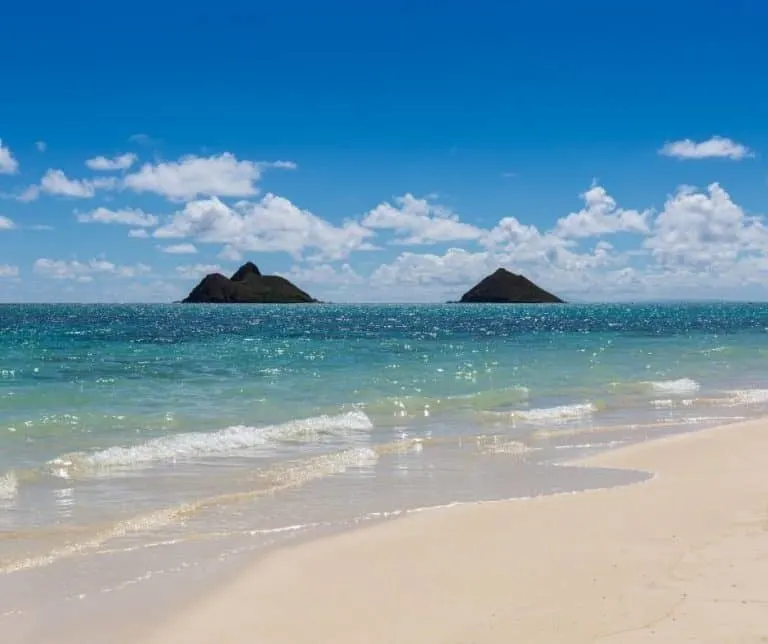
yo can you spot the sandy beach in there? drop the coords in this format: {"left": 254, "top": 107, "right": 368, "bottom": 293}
{"left": 143, "top": 417, "right": 768, "bottom": 644}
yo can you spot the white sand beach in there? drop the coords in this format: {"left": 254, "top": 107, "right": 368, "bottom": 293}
{"left": 142, "top": 416, "right": 768, "bottom": 643}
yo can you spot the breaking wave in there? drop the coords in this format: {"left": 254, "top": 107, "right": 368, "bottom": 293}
{"left": 647, "top": 378, "right": 701, "bottom": 395}
{"left": 475, "top": 436, "right": 532, "bottom": 455}
{"left": 46, "top": 411, "right": 373, "bottom": 478}
{"left": 509, "top": 402, "right": 598, "bottom": 424}
{"left": 722, "top": 389, "right": 768, "bottom": 406}
{"left": 0, "top": 471, "right": 17, "bottom": 501}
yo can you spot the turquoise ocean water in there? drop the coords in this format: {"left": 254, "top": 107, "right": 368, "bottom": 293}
{"left": 1, "top": 303, "right": 768, "bottom": 637}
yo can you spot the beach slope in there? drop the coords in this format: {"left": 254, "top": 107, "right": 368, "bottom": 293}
{"left": 145, "top": 418, "right": 768, "bottom": 643}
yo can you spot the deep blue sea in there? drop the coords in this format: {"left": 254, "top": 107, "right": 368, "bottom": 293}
{"left": 2, "top": 303, "right": 768, "bottom": 635}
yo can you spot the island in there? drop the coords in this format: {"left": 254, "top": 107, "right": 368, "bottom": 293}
{"left": 182, "top": 262, "right": 317, "bottom": 303}
{"left": 458, "top": 268, "right": 564, "bottom": 303}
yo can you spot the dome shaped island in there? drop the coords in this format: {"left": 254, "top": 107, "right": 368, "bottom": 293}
{"left": 457, "top": 268, "right": 564, "bottom": 303}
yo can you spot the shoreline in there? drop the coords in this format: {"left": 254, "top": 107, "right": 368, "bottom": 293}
{"left": 142, "top": 416, "right": 768, "bottom": 644}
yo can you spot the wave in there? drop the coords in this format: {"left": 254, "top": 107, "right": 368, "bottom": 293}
{"left": 475, "top": 436, "right": 531, "bottom": 455}
{"left": 46, "top": 411, "right": 373, "bottom": 478}
{"left": 647, "top": 378, "right": 701, "bottom": 395}
{"left": 650, "top": 388, "right": 768, "bottom": 410}
{"left": 650, "top": 398, "right": 695, "bottom": 409}
{"left": 2, "top": 445, "right": 379, "bottom": 575}
{"left": 0, "top": 471, "right": 17, "bottom": 501}
{"left": 722, "top": 389, "right": 768, "bottom": 406}
{"left": 508, "top": 402, "right": 598, "bottom": 425}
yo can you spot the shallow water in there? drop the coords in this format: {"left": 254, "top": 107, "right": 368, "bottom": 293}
{"left": 1, "top": 303, "right": 767, "bottom": 639}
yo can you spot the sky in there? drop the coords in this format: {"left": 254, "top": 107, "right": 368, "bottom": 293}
{"left": 1, "top": 0, "right": 768, "bottom": 303}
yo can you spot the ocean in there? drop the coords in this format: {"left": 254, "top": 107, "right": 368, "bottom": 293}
{"left": 2, "top": 303, "right": 768, "bottom": 637}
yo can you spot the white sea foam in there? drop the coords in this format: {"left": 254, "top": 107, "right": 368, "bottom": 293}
{"left": 650, "top": 398, "right": 695, "bottom": 409}
{"left": 475, "top": 436, "right": 531, "bottom": 455}
{"left": 648, "top": 378, "right": 701, "bottom": 395}
{"left": 511, "top": 403, "right": 597, "bottom": 424}
{"left": 0, "top": 471, "right": 17, "bottom": 500}
{"left": 47, "top": 411, "right": 373, "bottom": 477}
{"left": 723, "top": 389, "right": 768, "bottom": 406}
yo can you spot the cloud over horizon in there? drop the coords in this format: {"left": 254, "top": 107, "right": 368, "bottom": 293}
{"left": 1, "top": 139, "right": 766, "bottom": 303}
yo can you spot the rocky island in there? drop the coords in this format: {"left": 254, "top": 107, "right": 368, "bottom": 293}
{"left": 182, "top": 262, "right": 317, "bottom": 303}
{"left": 458, "top": 268, "right": 563, "bottom": 303}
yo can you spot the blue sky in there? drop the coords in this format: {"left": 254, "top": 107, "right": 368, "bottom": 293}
{"left": 1, "top": 0, "right": 767, "bottom": 302}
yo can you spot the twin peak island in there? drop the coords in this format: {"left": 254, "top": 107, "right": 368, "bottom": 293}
{"left": 182, "top": 262, "right": 564, "bottom": 304}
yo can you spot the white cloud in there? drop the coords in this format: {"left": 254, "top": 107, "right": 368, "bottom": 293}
{"left": 86, "top": 153, "right": 137, "bottom": 171}
{"left": 23, "top": 169, "right": 117, "bottom": 200}
{"left": 129, "top": 229, "right": 150, "bottom": 238}
{"left": 35, "top": 141, "right": 47, "bottom": 152}
{"left": 554, "top": 185, "right": 650, "bottom": 238}
{"left": 17, "top": 186, "right": 40, "bottom": 202}
{"left": 482, "top": 215, "right": 571, "bottom": 263}
{"left": 77, "top": 207, "right": 158, "bottom": 227}
{"left": 218, "top": 245, "right": 243, "bottom": 261}
{"left": 33, "top": 258, "right": 151, "bottom": 281}
{"left": 0, "top": 140, "right": 19, "bottom": 174}
{"left": 280, "top": 263, "right": 363, "bottom": 286}
{"left": 272, "top": 160, "right": 298, "bottom": 170}
{"left": 40, "top": 170, "right": 91, "bottom": 196}
{"left": 154, "top": 194, "right": 375, "bottom": 261}
{"left": 372, "top": 248, "right": 495, "bottom": 287}
{"left": 644, "top": 183, "right": 768, "bottom": 267}
{"left": 362, "top": 194, "right": 482, "bottom": 245}
{"left": 176, "top": 264, "right": 224, "bottom": 279}
{"left": 0, "top": 265, "right": 19, "bottom": 278}
{"left": 123, "top": 153, "right": 293, "bottom": 201}
{"left": 0, "top": 215, "right": 16, "bottom": 230}
{"left": 659, "top": 136, "right": 753, "bottom": 160}
{"left": 115, "top": 263, "right": 152, "bottom": 278}
{"left": 161, "top": 243, "right": 198, "bottom": 254}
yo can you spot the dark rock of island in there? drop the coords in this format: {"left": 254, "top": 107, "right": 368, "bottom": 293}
{"left": 182, "top": 262, "right": 317, "bottom": 303}
{"left": 458, "top": 268, "right": 564, "bottom": 303}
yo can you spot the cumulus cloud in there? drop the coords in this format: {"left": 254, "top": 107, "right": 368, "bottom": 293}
{"left": 86, "top": 153, "right": 137, "bottom": 171}
{"left": 17, "top": 186, "right": 41, "bottom": 202}
{"left": 20, "top": 170, "right": 117, "bottom": 200}
{"left": 154, "top": 194, "right": 375, "bottom": 261}
{"left": 372, "top": 248, "right": 495, "bottom": 286}
{"left": 42, "top": 170, "right": 102, "bottom": 198}
{"left": 123, "top": 153, "right": 294, "bottom": 201}
{"left": 0, "top": 215, "right": 16, "bottom": 230}
{"left": 0, "top": 139, "right": 19, "bottom": 174}
{"left": 281, "top": 263, "right": 363, "bottom": 286}
{"left": 554, "top": 185, "right": 651, "bottom": 238}
{"left": 644, "top": 183, "right": 768, "bottom": 267}
{"left": 659, "top": 136, "right": 753, "bottom": 160}
{"left": 481, "top": 215, "right": 573, "bottom": 264}
{"left": 362, "top": 194, "right": 482, "bottom": 245}
{"left": 175, "top": 264, "right": 224, "bottom": 279}
{"left": 33, "top": 258, "right": 151, "bottom": 281}
{"left": 35, "top": 141, "right": 47, "bottom": 152}
{"left": 76, "top": 207, "right": 158, "bottom": 227}
{"left": 160, "top": 243, "right": 198, "bottom": 254}
{"left": 219, "top": 245, "right": 243, "bottom": 261}
{"left": 0, "top": 265, "right": 19, "bottom": 278}
{"left": 129, "top": 229, "right": 150, "bottom": 238}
